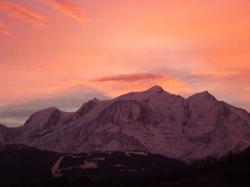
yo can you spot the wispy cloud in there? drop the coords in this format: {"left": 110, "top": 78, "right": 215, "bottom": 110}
{"left": 0, "top": 22, "right": 10, "bottom": 37}
{"left": 0, "top": 29, "right": 10, "bottom": 36}
{"left": 42, "top": 0, "right": 85, "bottom": 22}
{"left": 91, "top": 73, "right": 194, "bottom": 97}
{"left": 0, "top": 2, "right": 46, "bottom": 26}
{"left": 94, "top": 73, "right": 163, "bottom": 82}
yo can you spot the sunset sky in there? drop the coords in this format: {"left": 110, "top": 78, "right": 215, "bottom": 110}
{"left": 0, "top": 0, "right": 250, "bottom": 126}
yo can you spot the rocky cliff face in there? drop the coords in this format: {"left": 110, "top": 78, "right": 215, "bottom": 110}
{"left": 1, "top": 86, "right": 250, "bottom": 161}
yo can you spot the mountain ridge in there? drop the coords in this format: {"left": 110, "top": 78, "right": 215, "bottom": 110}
{"left": 1, "top": 86, "right": 250, "bottom": 161}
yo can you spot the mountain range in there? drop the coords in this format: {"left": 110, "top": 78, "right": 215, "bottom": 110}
{"left": 1, "top": 86, "right": 250, "bottom": 161}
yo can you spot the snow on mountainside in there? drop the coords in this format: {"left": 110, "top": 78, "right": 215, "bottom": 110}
{"left": 51, "top": 151, "right": 186, "bottom": 179}
{"left": 1, "top": 86, "right": 250, "bottom": 161}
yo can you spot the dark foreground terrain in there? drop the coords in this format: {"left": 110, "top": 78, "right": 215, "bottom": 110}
{"left": 1, "top": 144, "right": 250, "bottom": 187}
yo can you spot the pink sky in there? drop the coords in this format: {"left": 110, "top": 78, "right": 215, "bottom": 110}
{"left": 0, "top": 0, "right": 250, "bottom": 126}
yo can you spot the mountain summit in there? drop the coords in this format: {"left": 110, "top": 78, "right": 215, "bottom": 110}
{"left": 146, "top": 85, "right": 165, "bottom": 93}
{"left": 1, "top": 86, "right": 250, "bottom": 161}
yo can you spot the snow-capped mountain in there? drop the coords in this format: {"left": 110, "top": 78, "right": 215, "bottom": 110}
{"left": 1, "top": 86, "right": 250, "bottom": 161}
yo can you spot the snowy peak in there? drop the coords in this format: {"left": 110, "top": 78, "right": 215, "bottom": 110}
{"left": 1, "top": 86, "right": 250, "bottom": 161}
{"left": 23, "top": 107, "right": 61, "bottom": 131}
{"left": 97, "top": 100, "right": 161, "bottom": 126}
{"left": 141, "top": 85, "right": 172, "bottom": 97}
{"left": 116, "top": 85, "right": 182, "bottom": 104}
{"left": 77, "top": 98, "right": 99, "bottom": 117}
{"left": 188, "top": 91, "right": 217, "bottom": 102}
{"left": 146, "top": 85, "right": 165, "bottom": 94}
{"left": 187, "top": 91, "right": 218, "bottom": 111}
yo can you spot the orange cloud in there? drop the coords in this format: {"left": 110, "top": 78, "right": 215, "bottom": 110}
{"left": 0, "top": 22, "right": 10, "bottom": 37}
{"left": 42, "top": 0, "right": 84, "bottom": 22}
{"left": 0, "top": 29, "right": 10, "bottom": 37}
{"left": 0, "top": 2, "right": 46, "bottom": 26}
{"left": 94, "top": 73, "right": 163, "bottom": 82}
{"left": 91, "top": 73, "right": 194, "bottom": 97}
